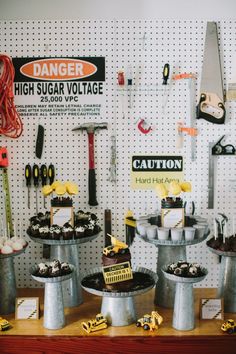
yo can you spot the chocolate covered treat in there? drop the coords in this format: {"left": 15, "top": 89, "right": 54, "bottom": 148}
{"left": 39, "top": 225, "right": 50, "bottom": 239}
{"left": 49, "top": 225, "right": 61, "bottom": 240}
{"left": 207, "top": 234, "right": 236, "bottom": 253}
{"left": 74, "top": 225, "right": 85, "bottom": 239}
{"left": 33, "top": 260, "right": 71, "bottom": 278}
{"left": 62, "top": 223, "right": 74, "bottom": 240}
{"left": 167, "top": 260, "right": 204, "bottom": 277}
{"left": 61, "top": 262, "right": 71, "bottom": 274}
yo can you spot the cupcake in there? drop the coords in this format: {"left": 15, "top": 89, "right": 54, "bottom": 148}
{"left": 49, "top": 225, "right": 61, "bottom": 240}
{"left": 30, "top": 223, "right": 40, "bottom": 237}
{"left": 74, "top": 225, "right": 85, "bottom": 239}
{"left": 39, "top": 225, "right": 50, "bottom": 239}
{"left": 85, "top": 223, "right": 94, "bottom": 237}
{"left": 62, "top": 223, "right": 74, "bottom": 240}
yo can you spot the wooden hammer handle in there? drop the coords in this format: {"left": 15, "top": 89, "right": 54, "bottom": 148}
{"left": 88, "top": 132, "right": 98, "bottom": 206}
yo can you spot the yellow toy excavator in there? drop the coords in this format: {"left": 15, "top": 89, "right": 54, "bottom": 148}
{"left": 136, "top": 311, "right": 163, "bottom": 331}
{"left": 103, "top": 234, "right": 128, "bottom": 257}
{"left": 82, "top": 314, "right": 108, "bottom": 333}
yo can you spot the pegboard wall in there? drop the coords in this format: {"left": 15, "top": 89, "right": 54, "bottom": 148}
{"left": 0, "top": 19, "right": 236, "bottom": 289}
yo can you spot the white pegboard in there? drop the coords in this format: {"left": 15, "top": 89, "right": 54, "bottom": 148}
{"left": 0, "top": 19, "right": 236, "bottom": 289}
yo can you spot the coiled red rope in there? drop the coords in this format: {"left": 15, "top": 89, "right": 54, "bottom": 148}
{"left": 0, "top": 54, "right": 23, "bottom": 138}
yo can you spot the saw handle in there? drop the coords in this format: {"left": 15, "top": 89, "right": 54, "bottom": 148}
{"left": 88, "top": 132, "right": 98, "bottom": 206}
{"left": 197, "top": 92, "right": 225, "bottom": 124}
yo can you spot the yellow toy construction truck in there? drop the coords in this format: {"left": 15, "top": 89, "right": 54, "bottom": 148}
{"left": 82, "top": 314, "right": 108, "bottom": 333}
{"left": 0, "top": 317, "right": 11, "bottom": 331}
{"left": 221, "top": 319, "right": 236, "bottom": 334}
{"left": 136, "top": 311, "right": 163, "bottom": 331}
{"left": 103, "top": 234, "right": 128, "bottom": 257}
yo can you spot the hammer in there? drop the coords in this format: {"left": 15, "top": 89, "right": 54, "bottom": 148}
{"left": 72, "top": 122, "right": 108, "bottom": 206}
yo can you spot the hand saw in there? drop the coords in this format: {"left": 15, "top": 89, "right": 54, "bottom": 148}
{"left": 197, "top": 22, "right": 225, "bottom": 124}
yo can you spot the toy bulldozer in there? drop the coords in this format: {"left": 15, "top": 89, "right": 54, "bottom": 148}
{"left": 82, "top": 314, "right": 108, "bottom": 334}
{"left": 136, "top": 311, "right": 163, "bottom": 331}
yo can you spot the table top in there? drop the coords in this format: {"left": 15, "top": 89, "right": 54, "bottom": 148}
{"left": 1, "top": 288, "right": 235, "bottom": 337}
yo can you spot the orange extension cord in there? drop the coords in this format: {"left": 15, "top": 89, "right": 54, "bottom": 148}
{"left": 0, "top": 54, "right": 23, "bottom": 138}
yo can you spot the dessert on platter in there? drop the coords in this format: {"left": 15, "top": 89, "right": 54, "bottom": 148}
{"left": 32, "top": 259, "right": 72, "bottom": 278}
{"left": 27, "top": 180, "right": 101, "bottom": 241}
{"left": 82, "top": 234, "right": 155, "bottom": 293}
{"left": 207, "top": 213, "right": 236, "bottom": 253}
{"left": 166, "top": 260, "right": 206, "bottom": 278}
{"left": 0, "top": 236, "right": 27, "bottom": 255}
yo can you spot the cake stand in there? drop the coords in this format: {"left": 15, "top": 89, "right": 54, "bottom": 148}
{"left": 81, "top": 267, "right": 158, "bottom": 327}
{"left": 30, "top": 265, "right": 74, "bottom": 330}
{"left": 29, "top": 233, "right": 100, "bottom": 308}
{"left": 162, "top": 267, "right": 208, "bottom": 331}
{"left": 0, "top": 244, "right": 28, "bottom": 315}
{"left": 137, "top": 230, "right": 209, "bottom": 308}
{"left": 207, "top": 246, "right": 236, "bottom": 312}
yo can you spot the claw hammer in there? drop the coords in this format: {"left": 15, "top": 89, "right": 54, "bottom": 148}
{"left": 72, "top": 122, "right": 108, "bottom": 206}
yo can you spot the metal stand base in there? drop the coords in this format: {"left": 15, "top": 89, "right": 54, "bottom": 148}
{"left": 50, "top": 244, "right": 82, "bottom": 307}
{"left": 44, "top": 282, "right": 65, "bottom": 330}
{"left": 0, "top": 258, "right": 16, "bottom": 315}
{"left": 173, "top": 283, "right": 194, "bottom": 331}
{"left": 218, "top": 256, "right": 236, "bottom": 313}
{"left": 101, "top": 296, "right": 136, "bottom": 326}
{"left": 155, "top": 245, "right": 186, "bottom": 308}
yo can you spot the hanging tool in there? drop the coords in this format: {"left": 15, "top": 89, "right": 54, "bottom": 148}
{"left": 126, "top": 64, "right": 133, "bottom": 109}
{"left": 72, "top": 122, "right": 108, "bottom": 206}
{"left": 108, "top": 135, "right": 116, "bottom": 182}
{"left": 162, "top": 63, "right": 170, "bottom": 85}
{"left": 162, "top": 63, "right": 171, "bottom": 112}
{"left": 40, "top": 164, "right": 47, "bottom": 208}
{"left": 176, "top": 121, "right": 198, "bottom": 149}
{"left": 35, "top": 124, "right": 45, "bottom": 159}
{"left": 48, "top": 163, "right": 55, "bottom": 185}
{"left": 125, "top": 210, "right": 136, "bottom": 246}
{"left": 137, "top": 119, "right": 152, "bottom": 134}
{"left": 197, "top": 22, "right": 225, "bottom": 124}
{"left": 104, "top": 209, "right": 112, "bottom": 247}
{"left": 33, "top": 164, "right": 39, "bottom": 215}
{"left": 208, "top": 136, "right": 236, "bottom": 209}
{"left": 0, "top": 147, "right": 13, "bottom": 236}
{"left": 25, "top": 164, "right": 32, "bottom": 209}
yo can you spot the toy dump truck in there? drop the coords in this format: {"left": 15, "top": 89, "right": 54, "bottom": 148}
{"left": 136, "top": 311, "right": 163, "bottom": 331}
{"left": 82, "top": 314, "right": 107, "bottom": 333}
{"left": 103, "top": 234, "right": 128, "bottom": 257}
{"left": 221, "top": 319, "right": 236, "bottom": 334}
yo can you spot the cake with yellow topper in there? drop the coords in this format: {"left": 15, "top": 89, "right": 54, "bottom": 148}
{"left": 155, "top": 181, "right": 192, "bottom": 228}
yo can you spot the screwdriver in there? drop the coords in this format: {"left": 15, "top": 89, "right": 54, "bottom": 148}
{"left": 162, "top": 63, "right": 170, "bottom": 85}
{"left": 162, "top": 63, "right": 171, "bottom": 112}
{"left": 33, "top": 164, "right": 40, "bottom": 215}
{"left": 40, "top": 164, "right": 47, "bottom": 208}
{"left": 25, "top": 164, "right": 32, "bottom": 209}
{"left": 48, "top": 164, "right": 55, "bottom": 185}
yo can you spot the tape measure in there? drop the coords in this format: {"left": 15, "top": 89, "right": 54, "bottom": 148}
{"left": 0, "top": 147, "right": 13, "bottom": 236}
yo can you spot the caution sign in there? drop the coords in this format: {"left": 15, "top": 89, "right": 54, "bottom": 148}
{"left": 103, "top": 262, "right": 133, "bottom": 284}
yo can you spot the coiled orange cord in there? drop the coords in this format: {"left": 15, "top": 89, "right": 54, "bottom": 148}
{"left": 0, "top": 54, "right": 23, "bottom": 138}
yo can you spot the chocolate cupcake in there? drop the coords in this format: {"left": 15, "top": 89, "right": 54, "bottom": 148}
{"left": 49, "top": 225, "right": 61, "bottom": 240}
{"left": 74, "top": 225, "right": 85, "bottom": 239}
{"left": 39, "top": 225, "right": 50, "bottom": 239}
{"left": 30, "top": 223, "right": 40, "bottom": 237}
{"left": 85, "top": 223, "right": 94, "bottom": 237}
{"left": 62, "top": 223, "right": 74, "bottom": 240}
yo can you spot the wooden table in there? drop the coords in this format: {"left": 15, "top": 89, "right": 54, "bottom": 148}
{"left": 0, "top": 288, "right": 235, "bottom": 354}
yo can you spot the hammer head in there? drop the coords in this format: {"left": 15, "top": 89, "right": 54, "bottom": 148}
{"left": 72, "top": 122, "right": 108, "bottom": 133}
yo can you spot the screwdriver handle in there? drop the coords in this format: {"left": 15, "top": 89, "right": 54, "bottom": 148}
{"left": 33, "top": 164, "right": 40, "bottom": 187}
{"left": 40, "top": 164, "right": 47, "bottom": 186}
{"left": 48, "top": 164, "right": 55, "bottom": 185}
{"left": 25, "top": 164, "right": 32, "bottom": 187}
{"left": 162, "top": 63, "right": 170, "bottom": 85}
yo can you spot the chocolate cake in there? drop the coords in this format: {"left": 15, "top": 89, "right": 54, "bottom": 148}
{"left": 207, "top": 234, "right": 236, "bottom": 253}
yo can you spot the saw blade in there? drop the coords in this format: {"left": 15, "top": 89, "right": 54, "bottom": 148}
{"left": 200, "top": 22, "right": 224, "bottom": 100}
